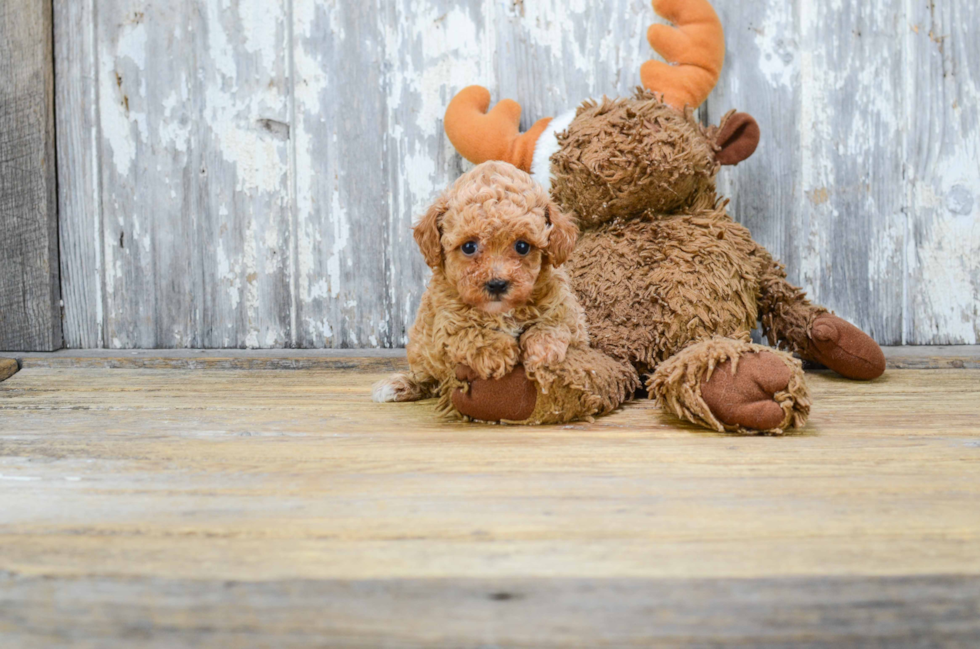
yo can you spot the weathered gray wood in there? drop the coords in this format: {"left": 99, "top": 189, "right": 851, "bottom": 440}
{"left": 380, "top": 1, "right": 491, "bottom": 347}
{"left": 90, "top": 0, "right": 293, "bottom": 348}
{"left": 0, "top": 0, "right": 62, "bottom": 351}
{"left": 53, "top": 0, "right": 102, "bottom": 350}
{"left": 53, "top": 0, "right": 980, "bottom": 348}
{"left": 710, "top": 0, "right": 908, "bottom": 346}
{"left": 2, "top": 574, "right": 978, "bottom": 648}
{"left": 906, "top": 0, "right": 980, "bottom": 344}
{"left": 291, "top": 1, "right": 390, "bottom": 348}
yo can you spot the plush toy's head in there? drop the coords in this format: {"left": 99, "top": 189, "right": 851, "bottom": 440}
{"left": 443, "top": 0, "right": 761, "bottom": 224}
{"left": 551, "top": 92, "right": 759, "bottom": 226}
{"left": 414, "top": 161, "right": 577, "bottom": 314}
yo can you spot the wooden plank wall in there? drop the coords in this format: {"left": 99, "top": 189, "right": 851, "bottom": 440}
{"left": 53, "top": 0, "right": 980, "bottom": 349}
{"left": 0, "top": 0, "right": 62, "bottom": 351}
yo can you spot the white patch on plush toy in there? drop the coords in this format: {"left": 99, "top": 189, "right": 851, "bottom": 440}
{"left": 531, "top": 108, "right": 578, "bottom": 192}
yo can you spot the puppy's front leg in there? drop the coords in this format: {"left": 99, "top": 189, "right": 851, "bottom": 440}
{"left": 448, "top": 329, "right": 520, "bottom": 380}
{"left": 520, "top": 325, "right": 572, "bottom": 375}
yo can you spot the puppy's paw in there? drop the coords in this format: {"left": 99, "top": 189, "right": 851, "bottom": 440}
{"left": 464, "top": 342, "right": 520, "bottom": 380}
{"left": 521, "top": 333, "right": 569, "bottom": 374}
{"left": 372, "top": 373, "right": 427, "bottom": 402}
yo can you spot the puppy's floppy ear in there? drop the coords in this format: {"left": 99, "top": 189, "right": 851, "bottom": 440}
{"left": 543, "top": 203, "right": 578, "bottom": 267}
{"left": 413, "top": 195, "right": 448, "bottom": 268}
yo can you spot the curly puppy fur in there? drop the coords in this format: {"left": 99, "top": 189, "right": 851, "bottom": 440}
{"left": 373, "top": 161, "right": 638, "bottom": 424}
{"left": 552, "top": 91, "right": 821, "bottom": 434}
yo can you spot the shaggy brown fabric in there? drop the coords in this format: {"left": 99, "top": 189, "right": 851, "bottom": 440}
{"left": 756, "top": 249, "right": 827, "bottom": 356}
{"left": 567, "top": 205, "right": 762, "bottom": 372}
{"left": 806, "top": 314, "right": 887, "bottom": 380}
{"left": 548, "top": 92, "right": 877, "bottom": 433}
{"left": 649, "top": 337, "right": 810, "bottom": 435}
{"left": 550, "top": 90, "right": 718, "bottom": 228}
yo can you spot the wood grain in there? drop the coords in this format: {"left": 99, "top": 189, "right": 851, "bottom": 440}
{"left": 0, "top": 0, "right": 62, "bottom": 352}
{"left": 53, "top": 1, "right": 980, "bottom": 348}
{"left": 4, "top": 346, "right": 978, "bottom": 371}
{"left": 905, "top": 0, "right": 980, "bottom": 344}
{"left": 89, "top": 0, "right": 293, "bottom": 349}
{"left": 0, "top": 365, "right": 978, "bottom": 644}
{"left": 2, "top": 574, "right": 977, "bottom": 647}
{"left": 53, "top": 0, "right": 102, "bottom": 349}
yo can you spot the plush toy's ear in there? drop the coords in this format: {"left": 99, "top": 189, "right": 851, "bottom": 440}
{"left": 413, "top": 196, "right": 448, "bottom": 268}
{"left": 715, "top": 112, "right": 760, "bottom": 166}
{"left": 543, "top": 204, "right": 578, "bottom": 267}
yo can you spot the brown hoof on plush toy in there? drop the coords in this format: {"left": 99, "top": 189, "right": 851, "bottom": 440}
{"left": 452, "top": 364, "right": 537, "bottom": 422}
{"left": 807, "top": 314, "right": 886, "bottom": 380}
{"left": 701, "top": 352, "right": 792, "bottom": 431}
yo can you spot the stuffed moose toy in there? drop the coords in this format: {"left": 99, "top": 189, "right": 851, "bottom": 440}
{"left": 439, "top": 0, "right": 885, "bottom": 433}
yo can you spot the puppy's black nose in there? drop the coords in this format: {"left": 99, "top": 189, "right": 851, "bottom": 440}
{"left": 485, "top": 278, "right": 510, "bottom": 296}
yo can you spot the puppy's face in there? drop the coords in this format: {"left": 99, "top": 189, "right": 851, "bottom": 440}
{"left": 414, "top": 163, "right": 578, "bottom": 314}
{"left": 441, "top": 210, "right": 547, "bottom": 313}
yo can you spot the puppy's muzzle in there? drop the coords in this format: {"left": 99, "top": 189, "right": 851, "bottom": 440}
{"left": 484, "top": 278, "right": 510, "bottom": 299}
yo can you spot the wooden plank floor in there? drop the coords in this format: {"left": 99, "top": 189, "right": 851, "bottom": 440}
{"left": 1, "top": 358, "right": 979, "bottom": 647}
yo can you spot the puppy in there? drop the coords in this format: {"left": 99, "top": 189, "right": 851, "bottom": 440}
{"left": 372, "top": 161, "right": 584, "bottom": 417}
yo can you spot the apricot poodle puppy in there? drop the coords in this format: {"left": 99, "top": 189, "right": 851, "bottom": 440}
{"left": 373, "top": 161, "right": 635, "bottom": 423}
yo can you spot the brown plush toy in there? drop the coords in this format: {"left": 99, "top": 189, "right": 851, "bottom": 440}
{"left": 442, "top": 0, "right": 886, "bottom": 434}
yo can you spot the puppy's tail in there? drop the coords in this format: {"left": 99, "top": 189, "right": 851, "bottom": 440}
{"left": 372, "top": 372, "right": 433, "bottom": 403}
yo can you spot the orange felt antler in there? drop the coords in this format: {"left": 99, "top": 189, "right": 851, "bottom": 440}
{"left": 641, "top": 0, "right": 725, "bottom": 110}
{"left": 444, "top": 86, "right": 553, "bottom": 173}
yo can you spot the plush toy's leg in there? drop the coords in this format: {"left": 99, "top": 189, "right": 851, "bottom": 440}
{"left": 449, "top": 346, "right": 640, "bottom": 425}
{"left": 649, "top": 337, "right": 810, "bottom": 435}
{"left": 756, "top": 249, "right": 885, "bottom": 380}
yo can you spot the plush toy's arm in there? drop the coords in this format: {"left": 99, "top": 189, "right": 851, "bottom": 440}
{"left": 755, "top": 247, "right": 823, "bottom": 357}
{"left": 755, "top": 245, "right": 885, "bottom": 380}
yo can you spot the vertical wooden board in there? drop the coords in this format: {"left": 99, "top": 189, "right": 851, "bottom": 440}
{"left": 794, "top": 0, "right": 906, "bottom": 345}
{"left": 97, "top": 0, "right": 291, "bottom": 348}
{"left": 906, "top": 0, "right": 980, "bottom": 345}
{"left": 708, "top": 0, "right": 801, "bottom": 279}
{"left": 54, "top": 0, "right": 103, "bottom": 349}
{"left": 491, "top": 0, "right": 650, "bottom": 131}
{"left": 380, "top": 0, "right": 494, "bottom": 346}
{"left": 197, "top": 0, "right": 292, "bottom": 349}
{"left": 0, "top": 0, "right": 62, "bottom": 351}
{"left": 292, "top": 1, "right": 389, "bottom": 348}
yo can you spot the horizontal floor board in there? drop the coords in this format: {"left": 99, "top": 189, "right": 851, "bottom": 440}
{"left": 2, "top": 574, "right": 978, "bottom": 648}
{"left": 1, "top": 364, "right": 978, "bottom": 645}
{"left": 2, "top": 346, "right": 978, "bottom": 370}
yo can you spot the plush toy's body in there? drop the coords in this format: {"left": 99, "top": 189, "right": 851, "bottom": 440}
{"left": 441, "top": 0, "right": 885, "bottom": 434}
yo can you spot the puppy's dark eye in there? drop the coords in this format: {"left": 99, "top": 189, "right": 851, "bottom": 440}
{"left": 514, "top": 240, "right": 531, "bottom": 255}
{"left": 460, "top": 241, "right": 478, "bottom": 256}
